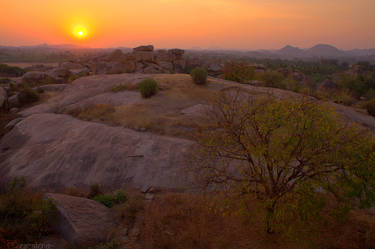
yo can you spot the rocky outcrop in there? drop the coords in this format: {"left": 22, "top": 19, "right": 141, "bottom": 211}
{"left": 47, "top": 67, "right": 72, "bottom": 81}
{"left": 60, "top": 62, "right": 85, "bottom": 70}
{"left": 133, "top": 45, "right": 154, "bottom": 52}
{"left": 44, "top": 193, "right": 116, "bottom": 248}
{"left": 77, "top": 45, "right": 186, "bottom": 75}
{"left": 24, "top": 64, "right": 54, "bottom": 72}
{"left": 22, "top": 71, "right": 62, "bottom": 85}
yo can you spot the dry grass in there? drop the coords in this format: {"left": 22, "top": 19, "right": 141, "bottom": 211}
{"left": 110, "top": 83, "right": 138, "bottom": 92}
{"left": 67, "top": 104, "right": 116, "bottom": 122}
{"left": 139, "top": 193, "right": 375, "bottom": 249}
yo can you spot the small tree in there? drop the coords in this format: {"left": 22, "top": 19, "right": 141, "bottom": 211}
{"left": 190, "top": 67, "right": 208, "bottom": 85}
{"left": 193, "top": 88, "right": 375, "bottom": 233}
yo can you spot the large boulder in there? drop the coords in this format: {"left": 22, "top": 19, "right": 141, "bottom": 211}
{"left": 47, "top": 67, "right": 72, "bottom": 81}
{"left": 133, "top": 45, "right": 154, "bottom": 52}
{"left": 60, "top": 62, "right": 84, "bottom": 70}
{"left": 0, "top": 112, "right": 195, "bottom": 190}
{"left": 34, "top": 84, "right": 68, "bottom": 92}
{"left": 133, "top": 51, "right": 155, "bottom": 62}
{"left": 44, "top": 193, "right": 116, "bottom": 248}
{"left": 106, "top": 62, "right": 128, "bottom": 74}
{"left": 70, "top": 68, "right": 90, "bottom": 77}
{"left": 0, "top": 87, "right": 7, "bottom": 109}
{"left": 22, "top": 71, "right": 62, "bottom": 85}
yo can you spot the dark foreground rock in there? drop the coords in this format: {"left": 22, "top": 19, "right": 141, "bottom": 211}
{"left": 44, "top": 193, "right": 116, "bottom": 248}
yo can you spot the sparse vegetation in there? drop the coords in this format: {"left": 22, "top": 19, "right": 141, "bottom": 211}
{"left": 0, "top": 178, "right": 56, "bottom": 244}
{"left": 115, "top": 194, "right": 144, "bottom": 225}
{"left": 67, "top": 104, "right": 115, "bottom": 121}
{"left": 18, "top": 87, "right": 40, "bottom": 105}
{"left": 91, "top": 188, "right": 128, "bottom": 208}
{"left": 110, "top": 83, "right": 137, "bottom": 92}
{"left": 190, "top": 67, "right": 208, "bottom": 85}
{"left": 0, "top": 64, "right": 25, "bottom": 77}
{"left": 139, "top": 78, "right": 158, "bottom": 98}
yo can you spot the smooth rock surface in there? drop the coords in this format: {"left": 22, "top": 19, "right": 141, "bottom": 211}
{"left": 0, "top": 113, "right": 195, "bottom": 190}
{"left": 44, "top": 193, "right": 116, "bottom": 248}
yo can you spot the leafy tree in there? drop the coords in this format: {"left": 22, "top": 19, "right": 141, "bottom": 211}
{"left": 223, "top": 61, "right": 255, "bottom": 83}
{"left": 193, "top": 88, "right": 375, "bottom": 233}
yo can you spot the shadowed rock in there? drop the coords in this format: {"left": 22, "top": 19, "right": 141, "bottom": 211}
{"left": 44, "top": 193, "right": 116, "bottom": 248}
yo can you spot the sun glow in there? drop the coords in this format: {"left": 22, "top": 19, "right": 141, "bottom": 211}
{"left": 73, "top": 26, "right": 87, "bottom": 39}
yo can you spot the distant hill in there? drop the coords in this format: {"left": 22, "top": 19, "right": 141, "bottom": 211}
{"left": 305, "top": 44, "right": 343, "bottom": 57}
{"left": 278, "top": 45, "right": 303, "bottom": 56}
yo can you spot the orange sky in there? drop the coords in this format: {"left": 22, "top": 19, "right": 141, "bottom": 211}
{"left": 0, "top": 0, "right": 374, "bottom": 50}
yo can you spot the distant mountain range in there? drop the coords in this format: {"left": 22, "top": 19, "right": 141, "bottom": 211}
{"left": 275, "top": 44, "right": 375, "bottom": 59}
{"left": 1, "top": 43, "right": 375, "bottom": 63}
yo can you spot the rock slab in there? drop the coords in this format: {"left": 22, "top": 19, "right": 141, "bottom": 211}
{"left": 44, "top": 193, "right": 116, "bottom": 248}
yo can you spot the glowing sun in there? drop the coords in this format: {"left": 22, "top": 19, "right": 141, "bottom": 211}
{"left": 73, "top": 26, "right": 87, "bottom": 39}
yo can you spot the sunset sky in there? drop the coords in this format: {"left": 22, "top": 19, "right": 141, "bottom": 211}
{"left": 0, "top": 0, "right": 374, "bottom": 50}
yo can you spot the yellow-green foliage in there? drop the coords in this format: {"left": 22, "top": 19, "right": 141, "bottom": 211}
{"left": 138, "top": 78, "right": 158, "bottom": 98}
{"left": 190, "top": 67, "right": 208, "bottom": 85}
{"left": 223, "top": 61, "right": 255, "bottom": 83}
{"left": 194, "top": 88, "right": 375, "bottom": 233}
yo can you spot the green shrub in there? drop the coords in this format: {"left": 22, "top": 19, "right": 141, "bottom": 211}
{"left": 93, "top": 194, "right": 115, "bottom": 208}
{"left": 190, "top": 67, "right": 208, "bottom": 85}
{"left": 0, "top": 177, "right": 57, "bottom": 243}
{"left": 88, "top": 184, "right": 102, "bottom": 198}
{"left": 138, "top": 78, "right": 157, "bottom": 98}
{"left": 18, "top": 88, "right": 39, "bottom": 105}
{"left": 365, "top": 98, "right": 375, "bottom": 116}
{"left": 113, "top": 190, "right": 128, "bottom": 204}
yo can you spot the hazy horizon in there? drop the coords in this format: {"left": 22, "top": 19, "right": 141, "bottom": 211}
{"left": 1, "top": 0, "right": 374, "bottom": 50}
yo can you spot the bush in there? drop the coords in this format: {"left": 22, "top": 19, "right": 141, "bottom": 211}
{"left": 138, "top": 78, "right": 157, "bottom": 98}
{"left": 365, "top": 98, "right": 375, "bottom": 116}
{"left": 190, "top": 67, "right": 208, "bottom": 85}
{"left": 0, "top": 177, "right": 57, "bottom": 243}
{"left": 93, "top": 194, "right": 115, "bottom": 208}
{"left": 113, "top": 190, "right": 128, "bottom": 204}
{"left": 18, "top": 88, "right": 39, "bottom": 105}
{"left": 88, "top": 184, "right": 102, "bottom": 199}
{"left": 91, "top": 189, "right": 128, "bottom": 208}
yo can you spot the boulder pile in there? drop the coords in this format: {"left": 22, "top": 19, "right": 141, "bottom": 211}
{"left": 84, "top": 45, "right": 187, "bottom": 75}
